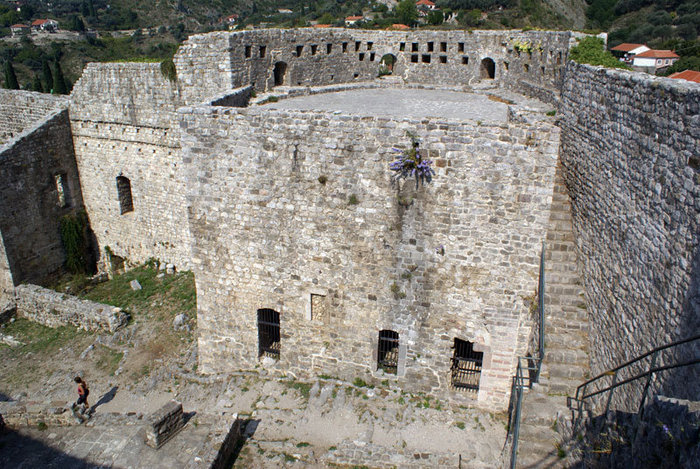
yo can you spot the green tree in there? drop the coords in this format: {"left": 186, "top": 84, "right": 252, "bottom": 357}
{"left": 395, "top": 0, "right": 418, "bottom": 26}
{"left": 31, "top": 75, "right": 43, "bottom": 92}
{"left": 570, "top": 36, "right": 630, "bottom": 69}
{"left": 42, "top": 60, "right": 53, "bottom": 93}
{"left": 427, "top": 10, "right": 444, "bottom": 25}
{"left": 69, "top": 15, "right": 86, "bottom": 32}
{"left": 3, "top": 60, "right": 19, "bottom": 89}
{"left": 53, "top": 60, "right": 68, "bottom": 95}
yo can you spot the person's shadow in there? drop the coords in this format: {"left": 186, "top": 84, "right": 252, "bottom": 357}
{"left": 89, "top": 386, "right": 119, "bottom": 414}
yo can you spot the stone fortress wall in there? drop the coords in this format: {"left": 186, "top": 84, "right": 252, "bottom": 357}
{"left": 180, "top": 101, "right": 560, "bottom": 408}
{"left": 559, "top": 63, "right": 700, "bottom": 404}
{"left": 0, "top": 90, "right": 69, "bottom": 144}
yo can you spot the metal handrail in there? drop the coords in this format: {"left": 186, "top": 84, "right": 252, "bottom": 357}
{"left": 571, "top": 333, "right": 700, "bottom": 403}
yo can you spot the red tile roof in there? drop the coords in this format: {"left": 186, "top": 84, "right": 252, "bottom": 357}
{"left": 668, "top": 70, "right": 700, "bottom": 83}
{"left": 610, "top": 43, "right": 646, "bottom": 52}
{"left": 31, "top": 19, "right": 49, "bottom": 26}
{"left": 635, "top": 49, "right": 679, "bottom": 59}
{"left": 313, "top": 24, "right": 331, "bottom": 28}
{"left": 388, "top": 24, "right": 410, "bottom": 30}
{"left": 416, "top": 0, "right": 435, "bottom": 5}
{"left": 11, "top": 24, "right": 29, "bottom": 28}
{"left": 345, "top": 16, "right": 363, "bottom": 21}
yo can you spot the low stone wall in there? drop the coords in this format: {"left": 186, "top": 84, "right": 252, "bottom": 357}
{"left": 188, "top": 413, "right": 242, "bottom": 469}
{"left": 0, "top": 400, "right": 76, "bottom": 427}
{"left": 145, "top": 400, "right": 185, "bottom": 449}
{"left": 15, "top": 284, "right": 128, "bottom": 333}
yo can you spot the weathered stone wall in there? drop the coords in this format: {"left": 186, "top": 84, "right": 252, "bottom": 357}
{"left": 175, "top": 29, "right": 571, "bottom": 97}
{"left": 560, "top": 63, "right": 700, "bottom": 401}
{"left": 0, "top": 90, "right": 68, "bottom": 144}
{"left": 0, "top": 109, "right": 84, "bottom": 288}
{"left": 181, "top": 100, "right": 559, "bottom": 410}
{"left": 69, "top": 63, "right": 192, "bottom": 271}
{"left": 15, "top": 283, "right": 128, "bottom": 332}
{"left": 144, "top": 400, "right": 185, "bottom": 448}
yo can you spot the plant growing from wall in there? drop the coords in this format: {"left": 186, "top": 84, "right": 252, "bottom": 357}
{"left": 389, "top": 132, "right": 435, "bottom": 188}
{"left": 60, "top": 210, "right": 91, "bottom": 274}
{"left": 160, "top": 58, "right": 177, "bottom": 82}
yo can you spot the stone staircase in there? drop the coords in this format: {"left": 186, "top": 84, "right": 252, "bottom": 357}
{"left": 513, "top": 164, "right": 591, "bottom": 468}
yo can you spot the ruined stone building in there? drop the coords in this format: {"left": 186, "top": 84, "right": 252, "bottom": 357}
{"left": 0, "top": 28, "right": 697, "bottom": 412}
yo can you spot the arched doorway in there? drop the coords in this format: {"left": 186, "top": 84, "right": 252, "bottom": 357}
{"left": 480, "top": 57, "right": 495, "bottom": 79}
{"left": 273, "top": 61, "right": 287, "bottom": 87}
{"left": 379, "top": 53, "right": 397, "bottom": 75}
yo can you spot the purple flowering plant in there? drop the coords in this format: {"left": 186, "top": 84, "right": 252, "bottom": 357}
{"left": 389, "top": 132, "right": 435, "bottom": 188}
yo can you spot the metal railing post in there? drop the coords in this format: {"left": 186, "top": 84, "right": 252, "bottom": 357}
{"left": 637, "top": 350, "right": 658, "bottom": 420}
{"left": 537, "top": 240, "right": 546, "bottom": 383}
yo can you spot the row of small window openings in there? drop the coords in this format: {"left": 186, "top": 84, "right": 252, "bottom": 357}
{"left": 399, "top": 41, "right": 462, "bottom": 53}
{"left": 244, "top": 41, "right": 379, "bottom": 59}
{"left": 410, "top": 54, "right": 469, "bottom": 64}
{"left": 256, "top": 308, "right": 484, "bottom": 392}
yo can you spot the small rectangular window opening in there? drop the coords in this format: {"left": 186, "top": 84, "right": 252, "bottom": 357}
{"left": 244, "top": 45, "right": 251, "bottom": 58}
{"left": 370, "top": 52, "right": 376, "bottom": 61}
{"left": 367, "top": 41, "right": 373, "bottom": 50}
{"left": 116, "top": 176, "right": 134, "bottom": 215}
{"left": 503, "top": 61, "right": 509, "bottom": 70}
{"left": 427, "top": 42, "right": 434, "bottom": 52}
{"left": 54, "top": 174, "right": 69, "bottom": 208}
{"left": 377, "top": 330, "right": 399, "bottom": 374}
{"left": 411, "top": 54, "right": 419, "bottom": 63}
{"left": 359, "top": 53, "right": 365, "bottom": 61}
{"left": 259, "top": 46, "right": 266, "bottom": 58}
{"left": 355, "top": 41, "right": 361, "bottom": 51}
{"left": 257, "top": 309, "right": 280, "bottom": 359}
{"left": 311, "top": 44, "right": 318, "bottom": 55}
{"left": 327, "top": 43, "right": 332, "bottom": 54}
{"left": 342, "top": 42, "right": 348, "bottom": 52}
{"left": 458, "top": 43, "right": 465, "bottom": 52}
{"left": 462, "top": 56, "right": 469, "bottom": 65}
{"left": 451, "top": 338, "right": 483, "bottom": 392}
{"left": 524, "top": 63, "right": 530, "bottom": 72}
{"left": 412, "top": 42, "right": 419, "bottom": 52}
{"left": 422, "top": 54, "right": 431, "bottom": 63}
{"left": 399, "top": 42, "right": 406, "bottom": 51}
{"left": 296, "top": 45, "right": 303, "bottom": 57}
{"left": 439, "top": 55, "right": 447, "bottom": 64}
{"left": 440, "top": 42, "right": 447, "bottom": 52}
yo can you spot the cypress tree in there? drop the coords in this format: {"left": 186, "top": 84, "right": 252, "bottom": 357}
{"left": 3, "top": 61, "right": 19, "bottom": 90}
{"left": 53, "top": 60, "right": 68, "bottom": 94}
{"left": 32, "top": 75, "right": 43, "bottom": 92}
{"left": 42, "top": 60, "right": 53, "bottom": 93}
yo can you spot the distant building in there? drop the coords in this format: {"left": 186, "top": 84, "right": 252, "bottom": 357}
{"left": 277, "top": 9, "right": 293, "bottom": 14}
{"left": 31, "top": 19, "right": 58, "bottom": 32}
{"left": 632, "top": 50, "right": 679, "bottom": 71}
{"left": 610, "top": 43, "right": 650, "bottom": 64}
{"left": 312, "top": 24, "right": 331, "bottom": 28}
{"left": 345, "top": 15, "right": 364, "bottom": 26}
{"left": 222, "top": 14, "right": 239, "bottom": 29}
{"left": 416, "top": 0, "right": 437, "bottom": 10}
{"left": 388, "top": 23, "right": 410, "bottom": 30}
{"left": 668, "top": 70, "right": 700, "bottom": 84}
{"left": 10, "top": 24, "right": 30, "bottom": 37}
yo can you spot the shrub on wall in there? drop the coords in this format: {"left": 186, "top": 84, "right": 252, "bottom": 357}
{"left": 389, "top": 132, "right": 435, "bottom": 188}
{"left": 160, "top": 58, "right": 177, "bottom": 82}
{"left": 570, "top": 36, "right": 631, "bottom": 70}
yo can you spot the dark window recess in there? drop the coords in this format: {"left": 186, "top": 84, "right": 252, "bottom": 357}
{"left": 440, "top": 55, "right": 447, "bottom": 64}
{"left": 503, "top": 61, "right": 509, "bottom": 70}
{"left": 245, "top": 45, "right": 251, "bottom": 58}
{"left": 370, "top": 52, "right": 375, "bottom": 61}
{"left": 54, "top": 173, "right": 69, "bottom": 208}
{"left": 451, "top": 338, "right": 483, "bottom": 392}
{"left": 541, "top": 66, "right": 545, "bottom": 74}
{"left": 311, "top": 44, "right": 318, "bottom": 55}
{"left": 462, "top": 56, "right": 469, "bottom": 65}
{"left": 458, "top": 42, "right": 465, "bottom": 52}
{"left": 116, "top": 176, "right": 133, "bottom": 214}
{"left": 440, "top": 42, "right": 447, "bottom": 52}
{"left": 355, "top": 41, "right": 361, "bottom": 51}
{"left": 422, "top": 54, "right": 431, "bottom": 63}
{"left": 480, "top": 57, "right": 495, "bottom": 79}
{"left": 353, "top": 73, "right": 359, "bottom": 79}
{"left": 342, "top": 42, "right": 348, "bottom": 52}
{"left": 524, "top": 63, "right": 530, "bottom": 72}
{"left": 412, "top": 42, "right": 419, "bottom": 52}
{"left": 427, "top": 42, "right": 434, "bottom": 52}
{"left": 359, "top": 53, "right": 365, "bottom": 61}
{"left": 257, "top": 309, "right": 280, "bottom": 359}
{"left": 399, "top": 42, "right": 406, "bottom": 51}
{"left": 411, "top": 54, "right": 419, "bottom": 63}
{"left": 327, "top": 43, "right": 332, "bottom": 54}
{"left": 296, "top": 45, "right": 303, "bottom": 57}
{"left": 259, "top": 46, "right": 266, "bottom": 58}
{"left": 377, "top": 330, "right": 399, "bottom": 374}
{"left": 367, "top": 41, "right": 373, "bottom": 50}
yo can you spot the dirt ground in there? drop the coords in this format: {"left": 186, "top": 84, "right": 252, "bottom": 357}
{"left": 0, "top": 266, "right": 507, "bottom": 467}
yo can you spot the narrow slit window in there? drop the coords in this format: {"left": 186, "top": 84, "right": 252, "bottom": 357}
{"left": 245, "top": 45, "right": 251, "bottom": 58}
{"left": 370, "top": 52, "right": 375, "bottom": 61}
{"left": 327, "top": 43, "right": 332, "bottom": 54}
{"left": 399, "top": 42, "right": 406, "bottom": 51}
{"left": 440, "top": 42, "right": 447, "bottom": 52}
{"left": 427, "top": 42, "right": 434, "bottom": 52}
{"left": 451, "top": 338, "right": 483, "bottom": 392}
{"left": 458, "top": 42, "right": 465, "bottom": 52}
{"left": 54, "top": 173, "right": 69, "bottom": 208}
{"left": 296, "top": 45, "right": 303, "bottom": 57}
{"left": 311, "top": 44, "right": 318, "bottom": 55}
{"left": 377, "top": 330, "right": 399, "bottom": 374}
{"left": 259, "top": 45, "right": 266, "bottom": 58}
{"left": 367, "top": 41, "right": 373, "bottom": 50}
{"left": 355, "top": 41, "right": 361, "bottom": 51}
{"left": 359, "top": 53, "right": 365, "bottom": 61}
{"left": 116, "top": 176, "right": 133, "bottom": 214}
{"left": 342, "top": 42, "right": 348, "bottom": 52}
{"left": 257, "top": 309, "right": 280, "bottom": 359}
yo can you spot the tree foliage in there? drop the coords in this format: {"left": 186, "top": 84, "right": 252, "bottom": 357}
{"left": 570, "top": 36, "right": 631, "bottom": 69}
{"left": 395, "top": 0, "right": 419, "bottom": 26}
{"left": 3, "top": 60, "right": 19, "bottom": 89}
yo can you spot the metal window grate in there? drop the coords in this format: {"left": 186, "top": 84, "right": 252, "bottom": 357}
{"left": 377, "top": 330, "right": 399, "bottom": 374}
{"left": 451, "top": 338, "right": 483, "bottom": 392}
{"left": 257, "top": 309, "right": 280, "bottom": 359}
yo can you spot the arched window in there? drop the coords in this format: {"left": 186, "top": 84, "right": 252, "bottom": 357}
{"left": 451, "top": 338, "right": 483, "bottom": 392}
{"left": 116, "top": 176, "right": 133, "bottom": 214}
{"left": 480, "top": 57, "right": 496, "bottom": 79}
{"left": 257, "top": 308, "right": 280, "bottom": 358}
{"left": 377, "top": 330, "right": 399, "bottom": 374}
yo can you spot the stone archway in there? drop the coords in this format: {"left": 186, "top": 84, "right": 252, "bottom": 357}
{"left": 380, "top": 53, "right": 397, "bottom": 75}
{"left": 273, "top": 61, "right": 287, "bottom": 87}
{"left": 480, "top": 57, "right": 495, "bottom": 79}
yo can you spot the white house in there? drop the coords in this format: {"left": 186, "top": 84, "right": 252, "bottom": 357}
{"left": 31, "top": 19, "right": 58, "bottom": 32}
{"left": 345, "top": 15, "right": 364, "bottom": 26}
{"left": 632, "top": 49, "right": 679, "bottom": 70}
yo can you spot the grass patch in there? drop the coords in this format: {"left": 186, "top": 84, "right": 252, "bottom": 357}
{"left": 37, "top": 421, "right": 48, "bottom": 431}
{"left": 95, "top": 345, "right": 124, "bottom": 375}
{"left": 296, "top": 442, "right": 310, "bottom": 448}
{"left": 455, "top": 421, "right": 466, "bottom": 430}
{"left": 284, "top": 380, "right": 312, "bottom": 399}
{"left": 1, "top": 318, "right": 90, "bottom": 356}
{"left": 353, "top": 377, "right": 373, "bottom": 388}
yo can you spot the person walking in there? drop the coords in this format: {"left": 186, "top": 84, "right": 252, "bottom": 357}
{"left": 72, "top": 376, "right": 90, "bottom": 415}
